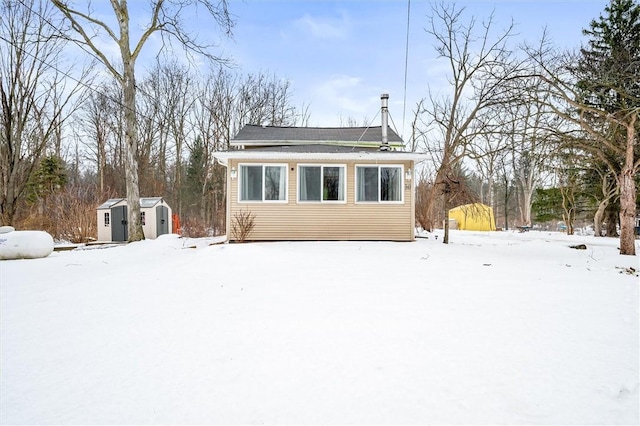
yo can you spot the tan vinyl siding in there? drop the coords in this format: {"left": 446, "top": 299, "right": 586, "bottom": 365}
{"left": 227, "top": 159, "right": 415, "bottom": 241}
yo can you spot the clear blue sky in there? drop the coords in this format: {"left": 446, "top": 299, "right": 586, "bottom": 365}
{"left": 209, "top": 0, "right": 607, "bottom": 136}
{"left": 125, "top": 0, "right": 608, "bottom": 137}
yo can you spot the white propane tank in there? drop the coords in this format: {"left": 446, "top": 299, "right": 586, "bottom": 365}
{"left": 0, "top": 229, "right": 54, "bottom": 260}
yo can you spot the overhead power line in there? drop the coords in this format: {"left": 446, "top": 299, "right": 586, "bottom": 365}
{"left": 402, "top": 0, "right": 411, "bottom": 140}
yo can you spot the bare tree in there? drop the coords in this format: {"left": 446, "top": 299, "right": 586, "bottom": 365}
{"left": 190, "top": 68, "right": 238, "bottom": 233}
{"left": 468, "top": 131, "right": 505, "bottom": 209}
{"left": 296, "top": 102, "right": 312, "bottom": 127}
{"left": 495, "top": 151, "right": 517, "bottom": 230}
{"left": 407, "top": 99, "right": 427, "bottom": 153}
{"left": 234, "top": 71, "right": 299, "bottom": 130}
{"left": 418, "top": 3, "right": 519, "bottom": 243}
{"left": 187, "top": 69, "right": 302, "bottom": 234}
{"left": 77, "top": 80, "right": 124, "bottom": 196}
{"left": 0, "top": 0, "right": 85, "bottom": 225}
{"left": 52, "top": 0, "right": 233, "bottom": 241}
{"left": 505, "top": 81, "right": 558, "bottom": 227}
{"left": 138, "top": 61, "right": 195, "bottom": 211}
{"left": 592, "top": 167, "right": 618, "bottom": 237}
{"left": 523, "top": 37, "right": 638, "bottom": 255}
{"left": 338, "top": 115, "right": 369, "bottom": 127}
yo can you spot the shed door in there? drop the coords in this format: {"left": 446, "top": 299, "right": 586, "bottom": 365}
{"left": 156, "top": 205, "right": 169, "bottom": 236}
{"left": 111, "top": 205, "right": 128, "bottom": 242}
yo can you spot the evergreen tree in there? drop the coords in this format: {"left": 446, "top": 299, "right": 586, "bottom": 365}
{"left": 185, "top": 136, "right": 207, "bottom": 220}
{"left": 28, "top": 156, "right": 67, "bottom": 203}
{"left": 576, "top": 0, "right": 640, "bottom": 112}
{"left": 571, "top": 0, "right": 640, "bottom": 254}
{"left": 532, "top": 188, "right": 564, "bottom": 223}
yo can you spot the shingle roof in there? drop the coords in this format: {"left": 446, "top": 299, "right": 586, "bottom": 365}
{"left": 232, "top": 125, "right": 404, "bottom": 145}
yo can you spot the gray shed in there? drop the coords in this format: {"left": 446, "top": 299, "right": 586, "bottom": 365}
{"left": 97, "top": 197, "right": 172, "bottom": 242}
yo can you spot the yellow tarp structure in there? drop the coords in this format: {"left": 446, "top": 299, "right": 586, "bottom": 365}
{"left": 449, "top": 203, "right": 496, "bottom": 231}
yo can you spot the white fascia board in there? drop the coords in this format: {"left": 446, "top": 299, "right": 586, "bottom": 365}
{"left": 213, "top": 151, "right": 430, "bottom": 163}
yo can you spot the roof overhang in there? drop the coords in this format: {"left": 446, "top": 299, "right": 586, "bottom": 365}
{"left": 231, "top": 140, "right": 405, "bottom": 149}
{"left": 213, "top": 150, "right": 430, "bottom": 166}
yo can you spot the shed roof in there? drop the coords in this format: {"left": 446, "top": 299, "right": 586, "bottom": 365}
{"left": 232, "top": 125, "right": 404, "bottom": 148}
{"left": 97, "top": 198, "right": 124, "bottom": 209}
{"left": 140, "top": 197, "right": 164, "bottom": 208}
{"left": 97, "top": 197, "right": 166, "bottom": 209}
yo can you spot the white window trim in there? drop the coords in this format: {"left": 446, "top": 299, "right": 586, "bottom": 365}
{"left": 297, "top": 164, "right": 348, "bottom": 204}
{"left": 238, "top": 163, "right": 289, "bottom": 203}
{"left": 355, "top": 164, "right": 405, "bottom": 204}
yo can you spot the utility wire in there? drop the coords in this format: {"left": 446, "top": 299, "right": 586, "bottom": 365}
{"left": 401, "top": 0, "right": 411, "bottom": 140}
{"left": 16, "top": 0, "right": 111, "bottom": 74}
{"left": 0, "top": 32, "right": 98, "bottom": 104}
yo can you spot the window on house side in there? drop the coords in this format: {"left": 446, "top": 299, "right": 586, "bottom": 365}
{"left": 380, "top": 167, "right": 401, "bottom": 201}
{"left": 239, "top": 164, "right": 287, "bottom": 202}
{"left": 299, "top": 165, "right": 345, "bottom": 202}
{"left": 104, "top": 212, "right": 110, "bottom": 226}
{"left": 356, "top": 165, "right": 402, "bottom": 202}
{"left": 140, "top": 211, "right": 146, "bottom": 225}
{"left": 264, "top": 166, "right": 285, "bottom": 201}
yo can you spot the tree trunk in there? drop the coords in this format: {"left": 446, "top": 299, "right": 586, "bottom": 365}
{"left": 503, "top": 180, "right": 509, "bottom": 231}
{"left": 593, "top": 198, "right": 608, "bottom": 237}
{"left": 443, "top": 192, "right": 449, "bottom": 244}
{"left": 122, "top": 55, "right": 144, "bottom": 241}
{"left": 618, "top": 119, "right": 637, "bottom": 255}
{"left": 0, "top": 184, "right": 16, "bottom": 226}
{"left": 594, "top": 170, "right": 617, "bottom": 237}
{"left": 605, "top": 208, "right": 619, "bottom": 237}
{"left": 97, "top": 128, "right": 106, "bottom": 194}
{"left": 619, "top": 170, "right": 636, "bottom": 254}
{"left": 563, "top": 210, "right": 575, "bottom": 235}
{"left": 560, "top": 185, "right": 575, "bottom": 235}
{"left": 522, "top": 187, "right": 533, "bottom": 226}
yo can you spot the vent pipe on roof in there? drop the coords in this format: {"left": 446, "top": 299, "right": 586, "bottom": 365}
{"left": 380, "top": 93, "right": 390, "bottom": 151}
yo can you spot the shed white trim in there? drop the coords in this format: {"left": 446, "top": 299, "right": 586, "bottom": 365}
{"left": 96, "top": 197, "right": 173, "bottom": 242}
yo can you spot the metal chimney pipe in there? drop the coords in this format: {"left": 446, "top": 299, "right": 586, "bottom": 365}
{"left": 380, "top": 93, "right": 390, "bottom": 151}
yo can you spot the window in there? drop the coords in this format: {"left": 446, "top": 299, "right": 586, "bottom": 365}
{"left": 140, "top": 211, "right": 146, "bottom": 225}
{"left": 356, "top": 165, "right": 402, "bottom": 202}
{"left": 299, "top": 165, "right": 346, "bottom": 202}
{"left": 104, "top": 212, "right": 110, "bottom": 226}
{"left": 239, "top": 164, "right": 287, "bottom": 202}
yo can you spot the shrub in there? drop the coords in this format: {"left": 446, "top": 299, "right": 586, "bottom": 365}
{"left": 180, "top": 216, "right": 212, "bottom": 238}
{"left": 231, "top": 209, "right": 255, "bottom": 242}
{"left": 18, "top": 183, "right": 101, "bottom": 243}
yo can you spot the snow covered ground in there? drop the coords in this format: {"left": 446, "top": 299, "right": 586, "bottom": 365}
{"left": 1, "top": 230, "right": 638, "bottom": 425}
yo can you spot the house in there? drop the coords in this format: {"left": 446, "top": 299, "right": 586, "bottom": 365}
{"left": 213, "top": 94, "right": 428, "bottom": 242}
{"left": 97, "top": 197, "right": 172, "bottom": 242}
{"left": 448, "top": 203, "right": 496, "bottom": 231}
